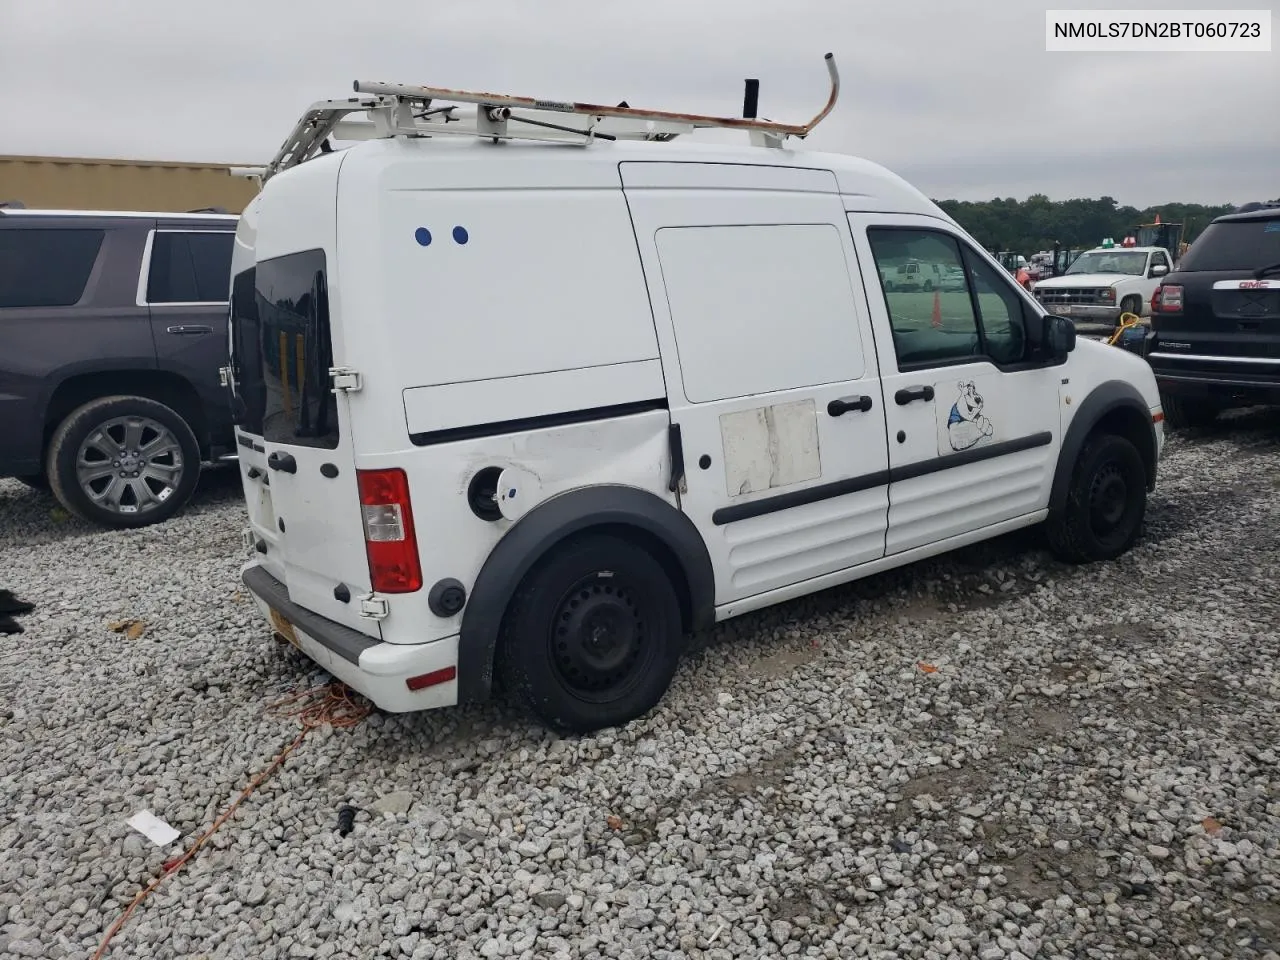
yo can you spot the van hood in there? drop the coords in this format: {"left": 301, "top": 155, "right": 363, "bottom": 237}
{"left": 1035, "top": 273, "right": 1126, "bottom": 288}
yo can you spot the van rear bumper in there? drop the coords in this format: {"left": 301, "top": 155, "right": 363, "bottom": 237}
{"left": 240, "top": 562, "right": 459, "bottom": 713}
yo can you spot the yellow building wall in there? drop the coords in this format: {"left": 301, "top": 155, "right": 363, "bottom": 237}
{"left": 0, "top": 155, "right": 259, "bottom": 215}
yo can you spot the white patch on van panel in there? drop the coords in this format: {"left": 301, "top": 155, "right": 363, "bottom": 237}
{"left": 720, "top": 399, "right": 821, "bottom": 497}
{"left": 934, "top": 375, "right": 1001, "bottom": 456}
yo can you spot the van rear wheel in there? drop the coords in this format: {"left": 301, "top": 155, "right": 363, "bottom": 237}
{"left": 497, "top": 533, "right": 685, "bottom": 734}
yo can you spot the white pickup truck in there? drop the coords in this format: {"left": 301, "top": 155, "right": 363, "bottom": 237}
{"left": 1032, "top": 243, "right": 1174, "bottom": 336}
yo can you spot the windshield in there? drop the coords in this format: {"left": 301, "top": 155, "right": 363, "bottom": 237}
{"left": 1177, "top": 219, "right": 1280, "bottom": 272}
{"left": 1064, "top": 250, "right": 1149, "bottom": 276}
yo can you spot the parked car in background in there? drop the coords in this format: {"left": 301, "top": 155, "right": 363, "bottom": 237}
{"left": 0, "top": 207, "right": 239, "bottom": 527}
{"left": 885, "top": 259, "right": 944, "bottom": 292}
{"left": 1032, "top": 241, "right": 1175, "bottom": 338}
{"left": 1147, "top": 203, "right": 1280, "bottom": 427}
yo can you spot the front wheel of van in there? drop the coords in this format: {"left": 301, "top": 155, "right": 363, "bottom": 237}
{"left": 1045, "top": 432, "right": 1147, "bottom": 565}
{"left": 497, "top": 533, "right": 685, "bottom": 734}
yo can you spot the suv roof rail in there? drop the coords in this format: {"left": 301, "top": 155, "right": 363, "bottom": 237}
{"left": 186, "top": 206, "right": 232, "bottom": 214}
{"left": 1234, "top": 201, "right": 1280, "bottom": 213}
{"left": 253, "top": 53, "right": 841, "bottom": 186}
{"left": 0, "top": 200, "right": 25, "bottom": 210}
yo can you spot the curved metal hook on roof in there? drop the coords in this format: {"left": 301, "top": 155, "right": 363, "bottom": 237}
{"left": 353, "top": 52, "right": 841, "bottom": 140}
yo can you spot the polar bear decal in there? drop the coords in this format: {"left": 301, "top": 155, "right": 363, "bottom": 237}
{"left": 947, "top": 380, "right": 995, "bottom": 451}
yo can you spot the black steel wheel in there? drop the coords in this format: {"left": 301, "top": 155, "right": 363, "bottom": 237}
{"left": 547, "top": 572, "right": 654, "bottom": 703}
{"left": 1046, "top": 432, "right": 1147, "bottom": 564}
{"left": 497, "top": 533, "right": 685, "bottom": 733}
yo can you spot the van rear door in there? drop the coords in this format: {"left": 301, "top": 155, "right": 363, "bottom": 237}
{"left": 238, "top": 248, "right": 380, "bottom": 639}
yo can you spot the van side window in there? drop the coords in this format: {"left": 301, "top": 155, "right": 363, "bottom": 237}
{"left": 146, "top": 231, "right": 235, "bottom": 304}
{"left": 0, "top": 228, "right": 104, "bottom": 308}
{"left": 255, "top": 249, "right": 339, "bottom": 449}
{"left": 962, "top": 251, "right": 1028, "bottom": 365}
{"left": 868, "top": 228, "right": 1031, "bottom": 369}
{"left": 655, "top": 223, "right": 867, "bottom": 402}
{"left": 867, "top": 228, "right": 981, "bottom": 368}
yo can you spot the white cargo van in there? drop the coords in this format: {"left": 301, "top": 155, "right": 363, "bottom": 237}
{"left": 225, "top": 57, "right": 1165, "bottom": 733}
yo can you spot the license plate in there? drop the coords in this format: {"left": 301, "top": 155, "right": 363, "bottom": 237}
{"left": 269, "top": 607, "right": 299, "bottom": 647}
{"left": 1058, "top": 305, "right": 1073, "bottom": 314}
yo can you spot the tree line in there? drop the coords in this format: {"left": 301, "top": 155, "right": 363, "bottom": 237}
{"left": 931, "top": 194, "right": 1271, "bottom": 255}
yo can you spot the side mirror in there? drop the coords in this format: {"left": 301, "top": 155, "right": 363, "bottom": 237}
{"left": 1151, "top": 263, "right": 1169, "bottom": 277}
{"left": 1044, "top": 313, "right": 1076, "bottom": 360}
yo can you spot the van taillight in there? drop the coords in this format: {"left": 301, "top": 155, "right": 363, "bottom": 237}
{"left": 1155, "top": 284, "right": 1183, "bottom": 313}
{"left": 356, "top": 468, "right": 422, "bottom": 593}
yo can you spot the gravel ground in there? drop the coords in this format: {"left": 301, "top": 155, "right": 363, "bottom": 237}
{"left": 2, "top": 413, "right": 1278, "bottom": 960}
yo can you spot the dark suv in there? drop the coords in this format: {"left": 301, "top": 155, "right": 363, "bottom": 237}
{"left": 1147, "top": 203, "right": 1280, "bottom": 427}
{"left": 0, "top": 207, "right": 239, "bottom": 527}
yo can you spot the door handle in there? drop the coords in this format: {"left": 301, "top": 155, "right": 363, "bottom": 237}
{"left": 266, "top": 451, "right": 297, "bottom": 474}
{"left": 895, "top": 385, "right": 935, "bottom": 405}
{"left": 166, "top": 325, "right": 214, "bottom": 335}
{"left": 827, "top": 395, "right": 874, "bottom": 416}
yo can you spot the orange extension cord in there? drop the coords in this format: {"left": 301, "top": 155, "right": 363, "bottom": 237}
{"left": 92, "top": 682, "right": 372, "bottom": 960}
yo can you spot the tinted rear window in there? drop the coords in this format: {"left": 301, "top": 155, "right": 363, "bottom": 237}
{"left": 147, "top": 231, "right": 235, "bottom": 303}
{"left": 0, "top": 227, "right": 104, "bottom": 308}
{"left": 1178, "top": 219, "right": 1280, "bottom": 272}
{"left": 254, "top": 249, "right": 338, "bottom": 449}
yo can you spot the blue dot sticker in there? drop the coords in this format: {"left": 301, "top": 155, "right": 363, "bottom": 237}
{"left": 414, "top": 227, "right": 432, "bottom": 246}
{"left": 452, "top": 226, "right": 469, "bottom": 245}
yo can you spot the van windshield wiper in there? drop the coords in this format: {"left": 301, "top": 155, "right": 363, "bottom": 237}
{"left": 1253, "top": 260, "right": 1280, "bottom": 279}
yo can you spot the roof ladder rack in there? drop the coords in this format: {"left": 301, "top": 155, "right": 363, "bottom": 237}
{"left": 243, "top": 53, "right": 841, "bottom": 186}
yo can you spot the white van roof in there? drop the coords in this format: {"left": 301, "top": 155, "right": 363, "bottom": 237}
{"left": 309, "top": 135, "right": 946, "bottom": 220}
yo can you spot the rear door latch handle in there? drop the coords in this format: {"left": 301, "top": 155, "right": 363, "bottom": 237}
{"left": 166, "top": 324, "right": 214, "bottom": 335}
{"left": 267, "top": 451, "right": 297, "bottom": 474}
{"left": 895, "top": 385, "right": 935, "bottom": 405}
{"left": 827, "top": 395, "right": 874, "bottom": 416}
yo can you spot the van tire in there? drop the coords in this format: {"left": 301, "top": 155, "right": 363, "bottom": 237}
{"left": 46, "top": 395, "right": 202, "bottom": 529}
{"left": 496, "top": 532, "right": 685, "bottom": 734}
{"left": 1045, "top": 432, "right": 1147, "bottom": 564}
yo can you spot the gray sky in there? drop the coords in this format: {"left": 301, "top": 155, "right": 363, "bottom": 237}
{"left": 1, "top": 0, "right": 1275, "bottom": 209}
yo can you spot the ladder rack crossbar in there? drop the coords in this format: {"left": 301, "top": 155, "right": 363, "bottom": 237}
{"left": 248, "top": 53, "right": 840, "bottom": 186}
